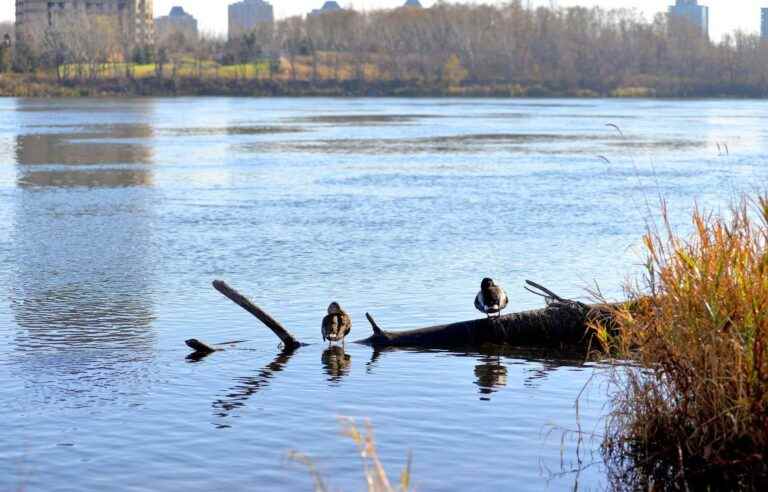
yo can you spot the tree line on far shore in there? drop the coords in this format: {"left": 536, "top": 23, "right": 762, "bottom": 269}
{"left": 4, "top": 1, "right": 768, "bottom": 96}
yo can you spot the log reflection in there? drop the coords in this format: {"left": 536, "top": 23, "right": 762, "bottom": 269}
{"left": 321, "top": 346, "right": 351, "bottom": 382}
{"left": 366, "top": 347, "right": 384, "bottom": 374}
{"left": 523, "top": 359, "right": 569, "bottom": 389}
{"left": 212, "top": 347, "right": 297, "bottom": 424}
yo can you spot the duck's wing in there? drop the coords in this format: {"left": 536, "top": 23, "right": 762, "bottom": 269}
{"left": 498, "top": 287, "right": 509, "bottom": 311}
{"left": 322, "top": 314, "right": 338, "bottom": 341}
{"left": 341, "top": 312, "right": 352, "bottom": 338}
{"left": 475, "top": 291, "right": 486, "bottom": 312}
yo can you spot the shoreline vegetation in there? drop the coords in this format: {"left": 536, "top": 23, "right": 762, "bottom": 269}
{"left": 5, "top": 73, "right": 768, "bottom": 98}
{"left": 594, "top": 196, "right": 768, "bottom": 490}
{"left": 6, "top": 2, "right": 768, "bottom": 98}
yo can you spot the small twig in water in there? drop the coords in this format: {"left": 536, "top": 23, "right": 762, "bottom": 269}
{"left": 606, "top": 123, "right": 624, "bottom": 137}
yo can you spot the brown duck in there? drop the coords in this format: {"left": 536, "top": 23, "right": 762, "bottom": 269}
{"left": 322, "top": 302, "right": 352, "bottom": 345}
{"left": 475, "top": 278, "right": 509, "bottom": 318}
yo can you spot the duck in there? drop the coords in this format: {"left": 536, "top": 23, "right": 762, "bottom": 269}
{"left": 474, "top": 278, "right": 509, "bottom": 318}
{"left": 321, "top": 302, "right": 352, "bottom": 345}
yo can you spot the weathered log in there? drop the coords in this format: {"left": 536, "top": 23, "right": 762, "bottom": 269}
{"left": 357, "top": 282, "right": 618, "bottom": 350}
{"left": 212, "top": 280, "right": 303, "bottom": 350}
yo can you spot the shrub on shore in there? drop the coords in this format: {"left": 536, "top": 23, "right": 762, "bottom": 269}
{"left": 596, "top": 197, "right": 768, "bottom": 489}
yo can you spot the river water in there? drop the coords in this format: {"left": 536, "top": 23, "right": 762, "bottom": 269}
{"left": 0, "top": 98, "right": 765, "bottom": 491}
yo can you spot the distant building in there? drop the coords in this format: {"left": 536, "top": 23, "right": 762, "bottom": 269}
{"left": 15, "top": 0, "right": 154, "bottom": 46}
{"left": 762, "top": 8, "right": 768, "bottom": 40}
{"left": 403, "top": 0, "right": 423, "bottom": 8}
{"left": 309, "top": 1, "right": 343, "bottom": 17}
{"left": 155, "top": 6, "right": 198, "bottom": 44}
{"left": 668, "top": 0, "right": 709, "bottom": 37}
{"left": 228, "top": 0, "right": 274, "bottom": 40}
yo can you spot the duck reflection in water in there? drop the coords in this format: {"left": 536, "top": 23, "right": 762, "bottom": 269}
{"left": 474, "top": 355, "right": 508, "bottom": 401}
{"left": 322, "top": 346, "right": 352, "bottom": 382}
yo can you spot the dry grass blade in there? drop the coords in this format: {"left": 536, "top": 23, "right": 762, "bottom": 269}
{"left": 287, "top": 451, "right": 330, "bottom": 492}
{"left": 290, "top": 418, "right": 413, "bottom": 492}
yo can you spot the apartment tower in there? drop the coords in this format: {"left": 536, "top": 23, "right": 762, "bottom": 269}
{"left": 228, "top": 0, "right": 274, "bottom": 40}
{"left": 668, "top": 0, "right": 709, "bottom": 37}
{"left": 762, "top": 8, "right": 768, "bottom": 40}
{"left": 15, "top": 0, "right": 154, "bottom": 46}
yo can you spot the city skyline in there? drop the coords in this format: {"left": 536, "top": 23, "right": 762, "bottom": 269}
{"left": 3, "top": 0, "right": 768, "bottom": 41}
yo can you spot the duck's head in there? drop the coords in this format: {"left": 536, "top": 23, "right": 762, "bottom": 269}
{"left": 327, "top": 302, "right": 342, "bottom": 314}
{"left": 481, "top": 278, "right": 495, "bottom": 290}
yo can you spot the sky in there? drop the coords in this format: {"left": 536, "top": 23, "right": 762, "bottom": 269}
{"left": 1, "top": 1, "right": 766, "bottom": 40}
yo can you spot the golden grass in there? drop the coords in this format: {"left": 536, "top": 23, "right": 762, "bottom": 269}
{"left": 30, "top": 52, "right": 421, "bottom": 84}
{"left": 289, "top": 418, "right": 412, "bottom": 492}
{"left": 594, "top": 196, "right": 768, "bottom": 489}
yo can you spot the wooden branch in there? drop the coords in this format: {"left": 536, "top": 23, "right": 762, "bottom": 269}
{"left": 365, "top": 312, "right": 384, "bottom": 336}
{"left": 212, "top": 280, "right": 303, "bottom": 350}
{"left": 524, "top": 279, "right": 567, "bottom": 303}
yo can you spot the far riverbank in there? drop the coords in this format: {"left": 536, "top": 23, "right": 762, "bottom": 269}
{"left": 3, "top": 74, "right": 768, "bottom": 98}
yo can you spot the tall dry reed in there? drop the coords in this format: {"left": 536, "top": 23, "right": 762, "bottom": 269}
{"left": 595, "top": 197, "right": 768, "bottom": 489}
{"left": 289, "top": 418, "right": 412, "bottom": 492}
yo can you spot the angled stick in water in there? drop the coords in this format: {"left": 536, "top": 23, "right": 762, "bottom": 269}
{"left": 212, "top": 280, "right": 303, "bottom": 350}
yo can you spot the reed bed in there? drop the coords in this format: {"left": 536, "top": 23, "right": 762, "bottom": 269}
{"left": 594, "top": 196, "right": 768, "bottom": 489}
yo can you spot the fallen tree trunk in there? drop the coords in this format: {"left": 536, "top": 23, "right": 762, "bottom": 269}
{"left": 357, "top": 282, "right": 618, "bottom": 350}
{"left": 357, "top": 303, "right": 615, "bottom": 349}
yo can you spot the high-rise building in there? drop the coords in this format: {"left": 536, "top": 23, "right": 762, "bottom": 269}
{"left": 156, "top": 6, "right": 199, "bottom": 44}
{"left": 309, "top": 2, "right": 343, "bottom": 17}
{"left": 762, "top": 8, "right": 768, "bottom": 40}
{"left": 15, "top": 0, "right": 154, "bottom": 46}
{"left": 228, "top": 0, "right": 274, "bottom": 40}
{"left": 668, "top": 0, "right": 709, "bottom": 37}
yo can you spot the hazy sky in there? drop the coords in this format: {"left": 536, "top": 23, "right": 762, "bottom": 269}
{"left": 2, "top": 1, "right": 766, "bottom": 40}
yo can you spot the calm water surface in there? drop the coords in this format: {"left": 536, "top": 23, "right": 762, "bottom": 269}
{"left": 1, "top": 98, "right": 766, "bottom": 491}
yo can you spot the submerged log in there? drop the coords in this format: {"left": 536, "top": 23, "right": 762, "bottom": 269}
{"left": 212, "top": 280, "right": 303, "bottom": 350}
{"left": 357, "top": 282, "right": 617, "bottom": 350}
{"left": 186, "top": 338, "right": 219, "bottom": 355}
{"left": 185, "top": 339, "right": 251, "bottom": 361}
{"left": 358, "top": 305, "right": 609, "bottom": 349}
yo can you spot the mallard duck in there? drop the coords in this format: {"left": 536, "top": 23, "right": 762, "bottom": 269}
{"left": 475, "top": 278, "right": 509, "bottom": 318}
{"left": 322, "top": 302, "right": 352, "bottom": 345}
